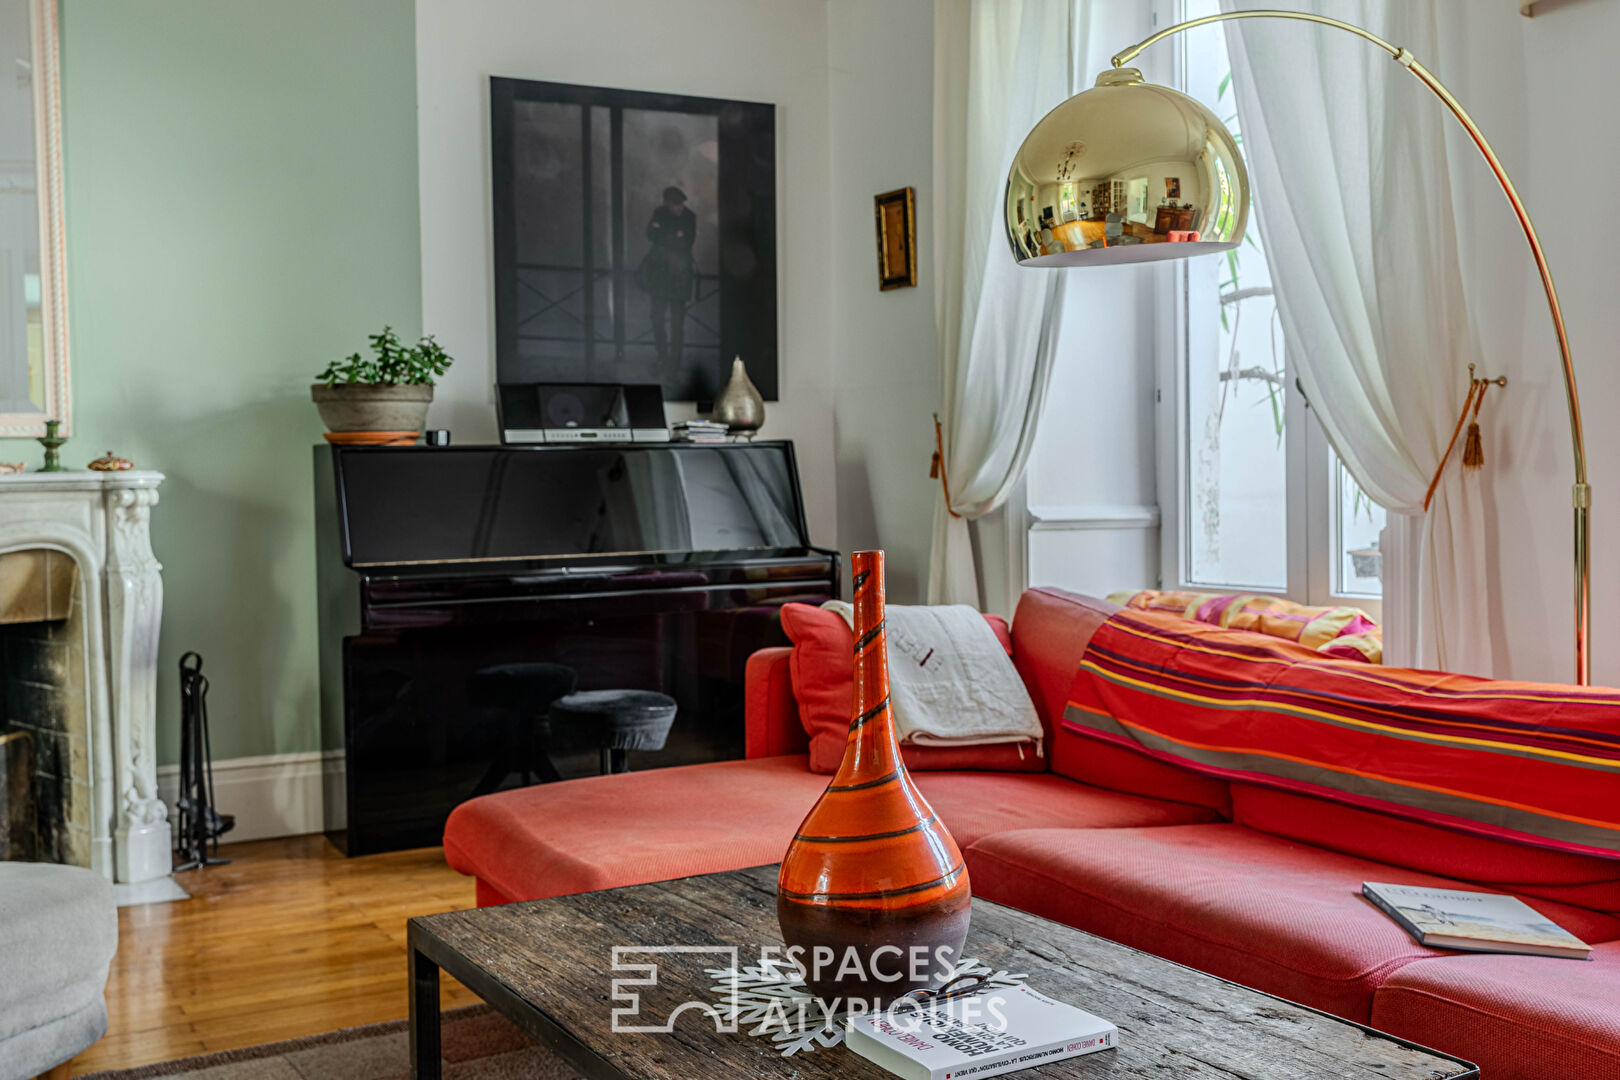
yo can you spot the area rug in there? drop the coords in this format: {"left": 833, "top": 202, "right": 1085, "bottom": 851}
{"left": 81, "top": 1006, "right": 581, "bottom": 1080}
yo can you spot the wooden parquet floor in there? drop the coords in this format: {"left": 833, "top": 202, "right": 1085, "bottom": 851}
{"left": 69, "top": 835, "right": 481, "bottom": 1076}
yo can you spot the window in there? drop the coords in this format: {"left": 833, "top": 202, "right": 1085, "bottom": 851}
{"left": 1335, "top": 459, "right": 1386, "bottom": 598}
{"left": 1164, "top": 0, "right": 1384, "bottom": 614}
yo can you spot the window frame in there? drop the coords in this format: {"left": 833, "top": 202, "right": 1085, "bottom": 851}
{"left": 1152, "top": 0, "right": 1382, "bottom": 620}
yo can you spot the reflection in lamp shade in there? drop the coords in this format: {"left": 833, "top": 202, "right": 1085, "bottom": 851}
{"left": 1004, "top": 67, "right": 1248, "bottom": 268}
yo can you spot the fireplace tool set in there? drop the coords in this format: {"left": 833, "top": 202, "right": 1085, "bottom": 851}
{"left": 174, "top": 651, "right": 234, "bottom": 870}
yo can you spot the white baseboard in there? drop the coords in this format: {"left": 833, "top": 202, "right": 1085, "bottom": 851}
{"left": 156, "top": 750, "right": 345, "bottom": 844}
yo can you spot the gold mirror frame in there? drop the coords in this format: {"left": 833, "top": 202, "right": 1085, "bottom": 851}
{"left": 1, "top": 0, "right": 70, "bottom": 437}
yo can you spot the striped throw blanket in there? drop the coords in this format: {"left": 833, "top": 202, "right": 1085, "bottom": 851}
{"left": 1066, "top": 609, "right": 1620, "bottom": 859}
{"left": 1108, "top": 588, "right": 1381, "bottom": 663}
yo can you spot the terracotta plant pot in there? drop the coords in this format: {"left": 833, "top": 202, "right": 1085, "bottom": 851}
{"left": 777, "top": 550, "right": 971, "bottom": 1005}
{"left": 310, "top": 383, "right": 433, "bottom": 435}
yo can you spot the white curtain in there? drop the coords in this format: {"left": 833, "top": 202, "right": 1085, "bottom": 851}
{"left": 1221, "top": 0, "right": 1494, "bottom": 674}
{"left": 928, "top": 0, "right": 1078, "bottom": 606}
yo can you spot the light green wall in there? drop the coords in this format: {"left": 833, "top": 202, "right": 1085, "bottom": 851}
{"left": 0, "top": 0, "right": 423, "bottom": 763}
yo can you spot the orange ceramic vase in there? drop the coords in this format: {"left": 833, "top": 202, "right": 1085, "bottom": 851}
{"left": 777, "top": 550, "right": 971, "bottom": 1005}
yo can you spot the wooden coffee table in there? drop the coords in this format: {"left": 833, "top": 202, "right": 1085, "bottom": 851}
{"left": 407, "top": 865, "right": 1476, "bottom": 1079}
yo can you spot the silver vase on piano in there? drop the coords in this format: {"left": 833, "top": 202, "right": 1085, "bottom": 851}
{"left": 711, "top": 356, "right": 765, "bottom": 438}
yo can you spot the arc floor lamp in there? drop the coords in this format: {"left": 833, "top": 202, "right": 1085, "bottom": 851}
{"left": 1005, "top": 9, "right": 1590, "bottom": 684}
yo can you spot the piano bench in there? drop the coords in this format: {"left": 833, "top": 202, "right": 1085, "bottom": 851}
{"left": 548, "top": 690, "right": 679, "bottom": 775}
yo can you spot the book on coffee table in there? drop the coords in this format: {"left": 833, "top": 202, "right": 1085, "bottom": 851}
{"left": 845, "top": 984, "right": 1117, "bottom": 1080}
{"left": 1362, "top": 881, "right": 1591, "bottom": 959}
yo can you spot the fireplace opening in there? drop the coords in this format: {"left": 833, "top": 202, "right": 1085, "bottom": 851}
{"left": 0, "top": 547, "right": 92, "bottom": 866}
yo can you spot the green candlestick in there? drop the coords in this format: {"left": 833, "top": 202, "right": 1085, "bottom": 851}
{"left": 37, "top": 419, "right": 67, "bottom": 473}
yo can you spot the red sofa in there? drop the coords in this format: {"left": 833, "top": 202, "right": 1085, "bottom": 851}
{"left": 444, "top": 587, "right": 1620, "bottom": 1080}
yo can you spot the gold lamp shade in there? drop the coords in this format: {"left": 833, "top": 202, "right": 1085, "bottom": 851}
{"left": 1005, "top": 68, "right": 1249, "bottom": 267}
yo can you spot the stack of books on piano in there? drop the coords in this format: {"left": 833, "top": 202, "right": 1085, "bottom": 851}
{"left": 671, "top": 420, "right": 731, "bottom": 443}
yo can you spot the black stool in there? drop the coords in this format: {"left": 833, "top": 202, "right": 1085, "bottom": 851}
{"left": 548, "top": 690, "right": 678, "bottom": 775}
{"left": 466, "top": 662, "right": 577, "bottom": 793}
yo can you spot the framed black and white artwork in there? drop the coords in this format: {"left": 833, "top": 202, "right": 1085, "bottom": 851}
{"left": 491, "top": 77, "right": 778, "bottom": 403}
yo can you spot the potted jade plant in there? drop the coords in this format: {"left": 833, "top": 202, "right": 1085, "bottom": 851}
{"left": 310, "top": 327, "right": 453, "bottom": 442}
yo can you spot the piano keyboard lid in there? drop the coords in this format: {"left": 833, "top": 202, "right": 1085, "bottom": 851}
{"left": 331, "top": 442, "right": 816, "bottom": 570}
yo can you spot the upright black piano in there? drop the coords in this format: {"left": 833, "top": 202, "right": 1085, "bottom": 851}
{"left": 314, "top": 441, "right": 838, "bottom": 855}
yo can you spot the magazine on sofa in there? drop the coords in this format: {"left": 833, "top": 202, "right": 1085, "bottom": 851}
{"left": 845, "top": 984, "right": 1117, "bottom": 1080}
{"left": 1362, "top": 881, "right": 1591, "bottom": 959}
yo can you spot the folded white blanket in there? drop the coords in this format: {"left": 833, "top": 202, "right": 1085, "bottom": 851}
{"left": 822, "top": 601, "right": 1043, "bottom": 753}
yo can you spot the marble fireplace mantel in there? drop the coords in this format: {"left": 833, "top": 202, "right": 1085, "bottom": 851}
{"left": 0, "top": 470, "right": 169, "bottom": 882}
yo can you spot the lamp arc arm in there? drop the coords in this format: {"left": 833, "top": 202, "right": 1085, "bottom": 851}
{"left": 1114, "top": 9, "right": 1590, "bottom": 684}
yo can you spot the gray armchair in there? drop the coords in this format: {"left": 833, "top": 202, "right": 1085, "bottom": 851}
{"left": 0, "top": 863, "right": 118, "bottom": 1080}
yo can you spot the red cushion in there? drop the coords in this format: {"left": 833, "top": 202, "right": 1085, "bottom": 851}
{"left": 1371, "top": 944, "right": 1620, "bottom": 1080}
{"left": 745, "top": 646, "right": 809, "bottom": 758}
{"left": 1009, "top": 588, "right": 1231, "bottom": 814}
{"left": 780, "top": 602, "right": 1044, "bottom": 774}
{"left": 445, "top": 756, "right": 826, "bottom": 903}
{"left": 1070, "top": 607, "right": 1620, "bottom": 860}
{"left": 1235, "top": 785, "right": 1620, "bottom": 914}
{"left": 963, "top": 824, "right": 1620, "bottom": 1023}
{"left": 914, "top": 771, "right": 1219, "bottom": 849}
{"left": 443, "top": 755, "right": 1218, "bottom": 903}
{"left": 475, "top": 879, "right": 515, "bottom": 907}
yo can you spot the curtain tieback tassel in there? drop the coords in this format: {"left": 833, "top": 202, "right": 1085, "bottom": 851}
{"left": 1462, "top": 380, "right": 1490, "bottom": 470}
{"left": 931, "top": 414, "right": 963, "bottom": 519}
{"left": 1423, "top": 366, "right": 1506, "bottom": 511}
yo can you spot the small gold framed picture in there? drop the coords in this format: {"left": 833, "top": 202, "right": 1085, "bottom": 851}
{"left": 874, "top": 186, "right": 917, "bottom": 291}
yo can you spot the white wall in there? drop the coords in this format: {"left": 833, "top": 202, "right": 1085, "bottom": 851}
{"left": 1025, "top": 261, "right": 1163, "bottom": 601}
{"left": 827, "top": 0, "right": 938, "bottom": 603}
{"left": 1505, "top": 0, "right": 1620, "bottom": 686}
{"left": 414, "top": 0, "right": 837, "bottom": 548}
{"left": 1424, "top": 0, "right": 1620, "bottom": 685}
